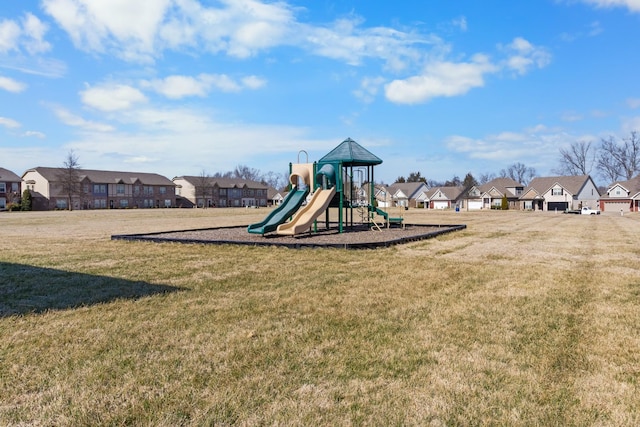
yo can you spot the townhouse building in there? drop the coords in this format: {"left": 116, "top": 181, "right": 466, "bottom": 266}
{"left": 173, "top": 176, "right": 269, "bottom": 208}
{"left": 21, "top": 167, "right": 176, "bottom": 210}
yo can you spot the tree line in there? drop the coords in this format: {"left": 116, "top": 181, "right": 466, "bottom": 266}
{"left": 396, "top": 130, "right": 640, "bottom": 190}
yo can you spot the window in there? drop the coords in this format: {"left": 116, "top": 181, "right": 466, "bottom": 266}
{"left": 552, "top": 187, "right": 563, "bottom": 196}
{"left": 11, "top": 183, "right": 18, "bottom": 192}
{"left": 119, "top": 199, "right": 129, "bottom": 208}
{"left": 95, "top": 199, "right": 107, "bottom": 209}
{"left": 0, "top": 183, "right": 5, "bottom": 193}
{"left": 164, "top": 199, "right": 171, "bottom": 207}
{"left": 144, "top": 186, "right": 153, "bottom": 195}
{"left": 615, "top": 189, "right": 621, "bottom": 195}
{"left": 134, "top": 185, "right": 141, "bottom": 196}
{"left": 159, "top": 186, "right": 166, "bottom": 195}
{"left": 116, "top": 184, "right": 125, "bottom": 194}
{"left": 56, "top": 199, "right": 68, "bottom": 209}
{"left": 220, "top": 188, "right": 227, "bottom": 195}
{"left": 93, "top": 184, "right": 107, "bottom": 194}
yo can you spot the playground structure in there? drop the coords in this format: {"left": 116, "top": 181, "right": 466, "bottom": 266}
{"left": 248, "top": 138, "right": 404, "bottom": 236}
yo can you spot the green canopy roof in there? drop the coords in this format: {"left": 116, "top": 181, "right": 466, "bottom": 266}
{"left": 318, "top": 138, "right": 383, "bottom": 166}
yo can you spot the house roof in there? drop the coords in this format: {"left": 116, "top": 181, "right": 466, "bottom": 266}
{"left": 0, "top": 167, "right": 22, "bottom": 182}
{"left": 479, "top": 177, "right": 523, "bottom": 197}
{"left": 176, "top": 175, "right": 268, "bottom": 189}
{"left": 605, "top": 175, "right": 640, "bottom": 198}
{"left": 427, "top": 186, "right": 463, "bottom": 200}
{"left": 526, "top": 175, "right": 593, "bottom": 196}
{"left": 318, "top": 137, "right": 383, "bottom": 166}
{"left": 387, "top": 182, "right": 428, "bottom": 199}
{"left": 25, "top": 167, "right": 175, "bottom": 186}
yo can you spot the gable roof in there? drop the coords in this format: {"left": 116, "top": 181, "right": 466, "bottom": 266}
{"left": 176, "top": 176, "right": 268, "bottom": 189}
{"left": 605, "top": 175, "right": 640, "bottom": 198}
{"left": 427, "top": 186, "right": 463, "bottom": 200}
{"left": 25, "top": 167, "right": 174, "bottom": 186}
{"left": 526, "top": 175, "right": 593, "bottom": 196}
{"left": 0, "top": 167, "right": 22, "bottom": 182}
{"left": 319, "top": 137, "right": 383, "bottom": 166}
{"left": 479, "top": 177, "right": 523, "bottom": 197}
{"left": 387, "top": 182, "right": 428, "bottom": 199}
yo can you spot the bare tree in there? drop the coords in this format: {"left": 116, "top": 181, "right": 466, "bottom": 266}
{"left": 554, "top": 140, "right": 596, "bottom": 176}
{"left": 477, "top": 172, "right": 496, "bottom": 185}
{"left": 499, "top": 162, "right": 536, "bottom": 185}
{"left": 262, "top": 171, "right": 288, "bottom": 191}
{"left": 597, "top": 131, "right": 640, "bottom": 182}
{"left": 233, "top": 164, "right": 262, "bottom": 182}
{"left": 56, "top": 150, "right": 82, "bottom": 211}
{"left": 194, "top": 170, "right": 213, "bottom": 208}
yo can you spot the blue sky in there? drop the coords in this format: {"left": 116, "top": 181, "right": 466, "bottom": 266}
{"left": 1, "top": 0, "right": 640, "bottom": 185}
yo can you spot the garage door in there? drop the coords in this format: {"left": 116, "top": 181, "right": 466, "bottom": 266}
{"left": 468, "top": 201, "right": 482, "bottom": 210}
{"left": 603, "top": 201, "right": 630, "bottom": 213}
{"left": 547, "top": 202, "right": 568, "bottom": 211}
{"left": 433, "top": 201, "right": 449, "bottom": 209}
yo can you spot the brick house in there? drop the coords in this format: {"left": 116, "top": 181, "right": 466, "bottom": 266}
{"left": 172, "top": 176, "right": 269, "bottom": 208}
{"left": 0, "top": 167, "right": 22, "bottom": 210}
{"left": 599, "top": 175, "right": 640, "bottom": 213}
{"left": 21, "top": 167, "right": 176, "bottom": 210}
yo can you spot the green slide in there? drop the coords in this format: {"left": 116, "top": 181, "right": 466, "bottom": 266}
{"left": 247, "top": 187, "right": 310, "bottom": 235}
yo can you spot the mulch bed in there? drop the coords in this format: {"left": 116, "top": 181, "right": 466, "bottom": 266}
{"left": 111, "top": 223, "right": 466, "bottom": 249}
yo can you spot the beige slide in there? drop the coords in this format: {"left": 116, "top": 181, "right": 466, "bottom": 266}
{"left": 276, "top": 187, "right": 336, "bottom": 236}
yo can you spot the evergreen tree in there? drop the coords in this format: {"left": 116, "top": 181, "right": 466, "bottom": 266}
{"left": 21, "top": 189, "right": 32, "bottom": 211}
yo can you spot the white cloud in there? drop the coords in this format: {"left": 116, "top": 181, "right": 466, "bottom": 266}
{"left": 302, "top": 17, "right": 436, "bottom": 71}
{"left": 0, "top": 117, "right": 21, "bottom": 129}
{"left": 241, "top": 75, "right": 266, "bottom": 90}
{"left": 627, "top": 98, "right": 640, "bottom": 109}
{"left": 452, "top": 16, "right": 468, "bottom": 32}
{"left": 41, "top": 0, "right": 433, "bottom": 71}
{"left": 21, "top": 13, "right": 51, "bottom": 55}
{"left": 140, "top": 73, "right": 266, "bottom": 99}
{"left": 385, "top": 54, "right": 498, "bottom": 104}
{"left": 80, "top": 84, "right": 147, "bottom": 111}
{"left": 353, "top": 76, "right": 386, "bottom": 103}
{"left": 0, "top": 19, "right": 21, "bottom": 53}
{"left": 0, "top": 76, "right": 27, "bottom": 93}
{"left": 0, "top": 13, "right": 51, "bottom": 55}
{"left": 444, "top": 127, "right": 575, "bottom": 173}
{"left": 23, "top": 130, "right": 46, "bottom": 138}
{"left": 52, "top": 106, "right": 115, "bottom": 132}
{"left": 578, "top": 0, "right": 640, "bottom": 12}
{"left": 501, "top": 37, "right": 551, "bottom": 75}
{"left": 62, "top": 105, "right": 335, "bottom": 175}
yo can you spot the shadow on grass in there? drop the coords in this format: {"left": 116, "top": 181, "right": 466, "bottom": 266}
{"left": 0, "top": 262, "right": 183, "bottom": 317}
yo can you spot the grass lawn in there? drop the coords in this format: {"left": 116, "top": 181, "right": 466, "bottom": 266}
{"left": 1, "top": 208, "right": 639, "bottom": 425}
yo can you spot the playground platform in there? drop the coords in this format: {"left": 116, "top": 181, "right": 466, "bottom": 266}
{"left": 112, "top": 223, "right": 466, "bottom": 250}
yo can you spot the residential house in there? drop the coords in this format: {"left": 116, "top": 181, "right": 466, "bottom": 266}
{"left": 466, "top": 177, "right": 524, "bottom": 210}
{"left": 426, "top": 186, "right": 463, "bottom": 209}
{"left": 599, "top": 175, "right": 640, "bottom": 213}
{"left": 0, "top": 167, "right": 22, "bottom": 210}
{"left": 268, "top": 187, "right": 284, "bottom": 206}
{"left": 21, "top": 167, "right": 176, "bottom": 210}
{"left": 356, "top": 183, "right": 392, "bottom": 208}
{"left": 522, "top": 175, "right": 600, "bottom": 211}
{"left": 173, "top": 176, "right": 268, "bottom": 208}
{"left": 387, "top": 182, "right": 430, "bottom": 208}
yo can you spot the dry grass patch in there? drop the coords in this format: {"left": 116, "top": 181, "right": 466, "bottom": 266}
{"left": 1, "top": 209, "right": 640, "bottom": 425}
